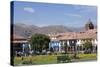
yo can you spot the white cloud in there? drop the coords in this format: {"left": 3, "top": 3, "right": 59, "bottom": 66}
{"left": 73, "top": 5, "right": 97, "bottom": 13}
{"left": 64, "top": 13, "right": 82, "bottom": 18}
{"left": 24, "top": 7, "right": 35, "bottom": 13}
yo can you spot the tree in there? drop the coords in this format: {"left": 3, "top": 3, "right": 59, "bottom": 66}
{"left": 30, "top": 34, "right": 50, "bottom": 53}
{"left": 64, "top": 41, "right": 68, "bottom": 54}
{"left": 83, "top": 41, "right": 92, "bottom": 54}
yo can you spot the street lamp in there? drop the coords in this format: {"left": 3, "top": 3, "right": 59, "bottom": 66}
{"left": 73, "top": 32, "right": 78, "bottom": 58}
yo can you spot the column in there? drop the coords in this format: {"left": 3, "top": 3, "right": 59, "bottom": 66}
{"left": 58, "top": 41, "right": 61, "bottom": 52}
{"left": 63, "top": 41, "right": 65, "bottom": 51}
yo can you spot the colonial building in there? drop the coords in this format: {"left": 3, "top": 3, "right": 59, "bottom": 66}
{"left": 85, "top": 19, "right": 94, "bottom": 30}
{"left": 12, "top": 19, "right": 97, "bottom": 55}
{"left": 11, "top": 34, "right": 31, "bottom": 56}
{"left": 48, "top": 19, "right": 97, "bottom": 53}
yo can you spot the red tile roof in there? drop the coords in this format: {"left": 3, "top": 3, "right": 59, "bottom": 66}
{"left": 49, "top": 29, "right": 97, "bottom": 40}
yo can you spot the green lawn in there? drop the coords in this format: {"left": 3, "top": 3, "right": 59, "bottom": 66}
{"left": 14, "top": 53, "right": 97, "bottom": 66}
{"left": 14, "top": 55, "right": 57, "bottom": 65}
{"left": 78, "top": 53, "right": 97, "bottom": 61}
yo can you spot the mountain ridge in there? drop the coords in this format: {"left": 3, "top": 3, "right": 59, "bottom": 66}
{"left": 13, "top": 23, "right": 97, "bottom": 37}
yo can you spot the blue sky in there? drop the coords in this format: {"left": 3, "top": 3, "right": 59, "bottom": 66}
{"left": 13, "top": 1, "right": 97, "bottom": 27}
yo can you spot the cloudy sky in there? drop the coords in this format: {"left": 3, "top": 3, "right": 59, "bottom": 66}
{"left": 12, "top": 1, "right": 97, "bottom": 27}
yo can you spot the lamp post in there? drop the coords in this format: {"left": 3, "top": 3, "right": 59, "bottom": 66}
{"left": 73, "top": 32, "right": 77, "bottom": 58}
{"left": 64, "top": 40, "right": 68, "bottom": 54}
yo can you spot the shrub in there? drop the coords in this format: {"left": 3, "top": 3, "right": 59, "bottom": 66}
{"left": 83, "top": 41, "right": 92, "bottom": 54}
{"left": 22, "top": 60, "right": 32, "bottom": 64}
{"left": 57, "top": 55, "right": 71, "bottom": 63}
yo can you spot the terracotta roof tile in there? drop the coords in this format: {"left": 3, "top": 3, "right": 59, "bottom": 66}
{"left": 54, "top": 29, "right": 97, "bottom": 40}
